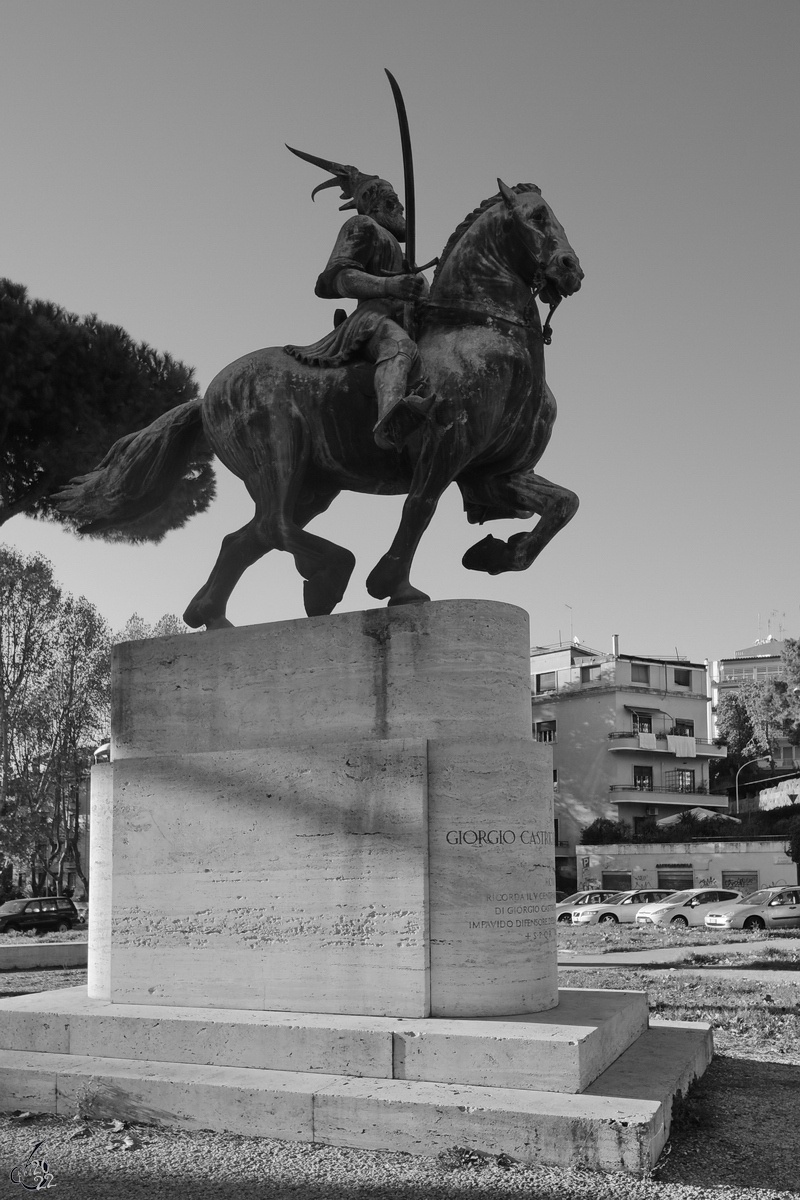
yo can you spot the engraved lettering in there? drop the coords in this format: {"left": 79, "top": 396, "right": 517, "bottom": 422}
{"left": 447, "top": 830, "right": 554, "bottom": 847}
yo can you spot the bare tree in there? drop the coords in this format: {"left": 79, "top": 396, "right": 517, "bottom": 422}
{"left": 0, "top": 549, "right": 62, "bottom": 890}
{"left": 0, "top": 547, "right": 109, "bottom": 897}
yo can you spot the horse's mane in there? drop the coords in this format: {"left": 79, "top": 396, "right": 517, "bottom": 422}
{"left": 433, "top": 183, "right": 541, "bottom": 284}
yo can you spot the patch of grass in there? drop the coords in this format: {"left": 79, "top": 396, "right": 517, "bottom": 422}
{"left": 557, "top": 921, "right": 799, "bottom": 954}
{"left": 0, "top": 929, "right": 87, "bottom": 943}
{"left": 683, "top": 945, "right": 800, "bottom": 969}
{"left": 559, "top": 966, "right": 800, "bottom": 1058}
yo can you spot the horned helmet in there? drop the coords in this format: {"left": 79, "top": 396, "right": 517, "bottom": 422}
{"left": 286, "top": 145, "right": 400, "bottom": 217}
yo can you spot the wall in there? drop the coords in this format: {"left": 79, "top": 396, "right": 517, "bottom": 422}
{"left": 578, "top": 840, "right": 798, "bottom": 891}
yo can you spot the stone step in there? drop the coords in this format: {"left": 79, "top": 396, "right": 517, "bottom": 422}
{"left": 0, "top": 986, "right": 647, "bottom": 1094}
{"left": 0, "top": 1020, "right": 712, "bottom": 1175}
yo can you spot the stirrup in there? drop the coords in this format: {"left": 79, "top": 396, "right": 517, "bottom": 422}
{"left": 373, "top": 393, "right": 436, "bottom": 452}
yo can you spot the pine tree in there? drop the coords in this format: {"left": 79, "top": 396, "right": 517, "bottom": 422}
{"left": 0, "top": 279, "right": 215, "bottom": 532}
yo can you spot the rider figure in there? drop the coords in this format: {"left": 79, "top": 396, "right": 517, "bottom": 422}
{"left": 285, "top": 147, "right": 433, "bottom": 452}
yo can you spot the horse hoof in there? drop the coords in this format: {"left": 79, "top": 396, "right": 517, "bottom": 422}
{"left": 184, "top": 600, "right": 234, "bottom": 630}
{"left": 303, "top": 571, "right": 341, "bottom": 617}
{"left": 205, "top": 616, "right": 235, "bottom": 630}
{"left": 388, "top": 584, "right": 431, "bottom": 607}
{"left": 462, "top": 535, "right": 508, "bottom": 575}
{"left": 182, "top": 603, "right": 205, "bottom": 629}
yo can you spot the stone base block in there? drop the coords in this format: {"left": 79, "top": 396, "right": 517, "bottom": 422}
{"left": 0, "top": 1019, "right": 713, "bottom": 1175}
{"left": 0, "top": 986, "right": 647, "bottom": 1093}
{"left": 100, "top": 602, "right": 558, "bottom": 1019}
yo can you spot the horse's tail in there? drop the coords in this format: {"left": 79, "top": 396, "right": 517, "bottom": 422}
{"left": 55, "top": 399, "right": 215, "bottom": 542}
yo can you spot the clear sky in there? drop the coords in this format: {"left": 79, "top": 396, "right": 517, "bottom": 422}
{"left": 2, "top": 0, "right": 798, "bottom": 663}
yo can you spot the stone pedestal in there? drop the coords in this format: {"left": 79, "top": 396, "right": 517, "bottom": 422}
{"left": 0, "top": 600, "right": 715, "bottom": 1175}
{"left": 93, "top": 600, "right": 557, "bottom": 1018}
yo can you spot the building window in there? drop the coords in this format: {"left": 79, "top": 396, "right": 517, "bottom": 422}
{"left": 672, "top": 720, "right": 694, "bottom": 737}
{"left": 553, "top": 769, "right": 558, "bottom": 791}
{"left": 536, "top": 671, "right": 556, "bottom": 694}
{"left": 554, "top": 818, "right": 559, "bottom": 843}
{"left": 580, "top": 664, "right": 600, "bottom": 683}
{"left": 633, "top": 766, "right": 653, "bottom": 791}
{"left": 631, "top": 663, "right": 650, "bottom": 685}
{"left": 535, "top": 720, "right": 557, "bottom": 743}
{"left": 632, "top": 712, "right": 652, "bottom": 734}
{"left": 781, "top": 746, "right": 796, "bottom": 763}
{"left": 674, "top": 668, "right": 691, "bottom": 687}
{"left": 665, "top": 768, "right": 695, "bottom": 793}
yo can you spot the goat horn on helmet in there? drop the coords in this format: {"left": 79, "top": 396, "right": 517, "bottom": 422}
{"left": 286, "top": 144, "right": 380, "bottom": 210}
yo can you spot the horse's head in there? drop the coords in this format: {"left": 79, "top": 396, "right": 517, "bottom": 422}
{"left": 497, "top": 179, "right": 583, "bottom": 304}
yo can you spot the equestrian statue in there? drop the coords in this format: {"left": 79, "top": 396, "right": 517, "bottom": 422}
{"left": 56, "top": 73, "right": 584, "bottom": 629}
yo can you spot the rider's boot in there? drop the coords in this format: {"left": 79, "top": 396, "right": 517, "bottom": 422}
{"left": 373, "top": 342, "right": 436, "bottom": 452}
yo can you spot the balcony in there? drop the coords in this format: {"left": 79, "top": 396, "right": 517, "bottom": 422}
{"left": 609, "top": 785, "right": 727, "bottom": 808}
{"left": 607, "top": 733, "right": 727, "bottom": 758}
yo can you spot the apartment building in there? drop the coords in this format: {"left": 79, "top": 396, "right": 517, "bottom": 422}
{"left": 531, "top": 639, "right": 727, "bottom": 892}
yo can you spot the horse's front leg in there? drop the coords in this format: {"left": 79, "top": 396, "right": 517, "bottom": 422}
{"left": 366, "top": 435, "right": 465, "bottom": 606}
{"left": 461, "top": 465, "right": 579, "bottom": 575}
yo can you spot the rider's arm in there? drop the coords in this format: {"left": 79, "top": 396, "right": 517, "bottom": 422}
{"left": 334, "top": 269, "right": 427, "bottom": 302}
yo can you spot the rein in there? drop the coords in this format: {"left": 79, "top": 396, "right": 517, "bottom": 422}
{"left": 423, "top": 298, "right": 560, "bottom": 344}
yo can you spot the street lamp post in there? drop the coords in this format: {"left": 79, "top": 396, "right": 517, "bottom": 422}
{"left": 734, "top": 756, "right": 771, "bottom": 815}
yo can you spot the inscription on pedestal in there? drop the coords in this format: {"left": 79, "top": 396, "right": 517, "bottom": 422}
{"left": 428, "top": 744, "right": 557, "bottom": 1017}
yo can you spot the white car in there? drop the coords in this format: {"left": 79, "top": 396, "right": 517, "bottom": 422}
{"left": 571, "top": 888, "right": 676, "bottom": 925}
{"left": 705, "top": 886, "right": 800, "bottom": 932}
{"left": 635, "top": 887, "right": 742, "bottom": 928}
{"left": 555, "top": 890, "right": 624, "bottom": 923}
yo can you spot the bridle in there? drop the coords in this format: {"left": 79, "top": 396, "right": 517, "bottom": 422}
{"left": 505, "top": 207, "right": 564, "bottom": 345}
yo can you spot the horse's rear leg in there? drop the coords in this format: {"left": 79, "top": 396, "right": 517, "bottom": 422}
{"left": 240, "top": 431, "right": 353, "bottom": 619}
{"left": 461, "top": 467, "right": 579, "bottom": 575}
{"left": 183, "top": 479, "right": 348, "bottom": 627}
{"left": 183, "top": 518, "right": 270, "bottom": 629}
{"left": 291, "top": 484, "right": 353, "bottom": 616}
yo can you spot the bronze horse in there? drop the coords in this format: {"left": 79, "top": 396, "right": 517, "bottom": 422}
{"left": 57, "top": 181, "right": 583, "bottom": 628}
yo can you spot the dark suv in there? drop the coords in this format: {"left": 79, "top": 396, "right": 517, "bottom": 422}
{"left": 0, "top": 897, "right": 80, "bottom": 934}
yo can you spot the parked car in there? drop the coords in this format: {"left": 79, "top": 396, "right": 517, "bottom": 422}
{"left": 555, "top": 890, "right": 624, "bottom": 923}
{"left": 571, "top": 888, "right": 676, "bottom": 925}
{"left": 705, "top": 886, "right": 800, "bottom": 932}
{"left": 635, "top": 887, "right": 742, "bottom": 928}
{"left": 0, "top": 897, "right": 80, "bottom": 935}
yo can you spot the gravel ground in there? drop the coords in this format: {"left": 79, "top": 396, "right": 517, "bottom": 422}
{"left": 2, "top": 967, "right": 798, "bottom": 1200}
{"left": 3, "top": 1096, "right": 798, "bottom": 1200}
